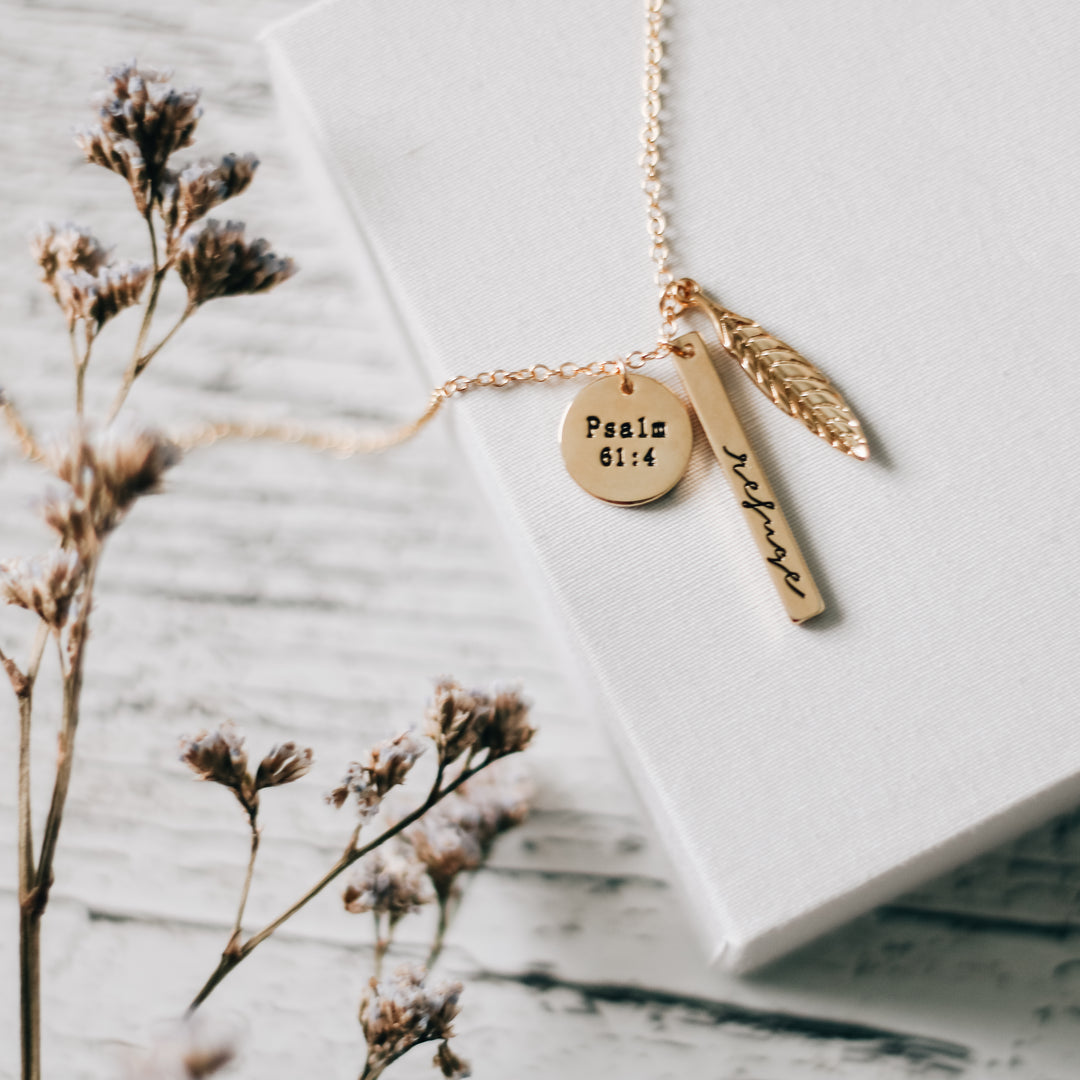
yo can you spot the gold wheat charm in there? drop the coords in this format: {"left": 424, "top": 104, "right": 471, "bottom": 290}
{"left": 678, "top": 279, "right": 869, "bottom": 461}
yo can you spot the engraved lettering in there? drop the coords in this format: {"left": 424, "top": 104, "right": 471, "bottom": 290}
{"left": 638, "top": 417, "right": 647, "bottom": 437}
{"left": 586, "top": 416, "right": 601, "bottom": 438}
{"left": 620, "top": 421, "right": 633, "bottom": 438}
{"left": 722, "top": 446, "right": 805, "bottom": 597}
{"left": 604, "top": 422, "right": 616, "bottom": 438}
{"left": 651, "top": 421, "right": 666, "bottom": 438}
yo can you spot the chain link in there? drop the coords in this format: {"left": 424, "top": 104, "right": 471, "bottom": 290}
{"left": 642, "top": 0, "right": 671, "bottom": 293}
{"left": 173, "top": 0, "right": 686, "bottom": 458}
{"left": 173, "top": 347, "right": 678, "bottom": 455}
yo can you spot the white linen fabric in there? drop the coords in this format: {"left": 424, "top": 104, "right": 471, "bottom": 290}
{"left": 262, "top": 0, "right": 1080, "bottom": 971}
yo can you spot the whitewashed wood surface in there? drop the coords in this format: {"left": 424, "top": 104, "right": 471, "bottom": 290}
{"left": 2, "top": 3, "right": 1080, "bottom": 1077}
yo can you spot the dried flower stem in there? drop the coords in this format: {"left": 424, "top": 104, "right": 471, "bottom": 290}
{"left": 426, "top": 897, "right": 451, "bottom": 972}
{"left": 13, "top": 561, "right": 96, "bottom": 1080}
{"left": 228, "top": 813, "right": 260, "bottom": 953}
{"left": 12, "top": 623, "right": 48, "bottom": 1080}
{"left": 69, "top": 328, "right": 85, "bottom": 417}
{"left": 138, "top": 304, "right": 193, "bottom": 373}
{"left": 109, "top": 211, "right": 167, "bottom": 422}
{"left": 188, "top": 759, "right": 495, "bottom": 1011}
{"left": 33, "top": 559, "right": 96, "bottom": 909}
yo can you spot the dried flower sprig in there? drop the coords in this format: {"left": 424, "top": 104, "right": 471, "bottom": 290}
{"left": 337, "top": 757, "right": 533, "bottom": 1078}
{"left": 3, "top": 57, "right": 539, "bottom": 1080}
{"left": 359, "top": 965, "right": 468, "bottom": 1080}
{"left": 1, "top": 59, "right": 296, "bottom": 1080}
{"left": 186, "top": 683, "right": 535, "bottom": 1016}
{"left": 180, "top": 724, "right": 313, "bottom": 954}
{"left": 180, "top": 725, "right": 313, "bottom": 819}
{"left": 65, "top": 61, "right": 292, "bottom": 418}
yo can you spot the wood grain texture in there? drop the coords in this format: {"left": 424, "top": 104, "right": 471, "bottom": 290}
{"left": 1, "top": 2, "right": 1080, "bottom": 1077}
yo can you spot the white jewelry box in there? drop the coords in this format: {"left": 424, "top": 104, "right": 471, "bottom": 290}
{"left": 261, "top": 0, "right": 1080, "bottom": 972}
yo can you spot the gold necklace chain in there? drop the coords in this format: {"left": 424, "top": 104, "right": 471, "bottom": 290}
{"left": 174, "top": 0, "right": 684, "bottom": 457}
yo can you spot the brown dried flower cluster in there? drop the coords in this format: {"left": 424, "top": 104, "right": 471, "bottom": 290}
{"left": 406, "top": 767, "right": 533, "bottom": 904}
{"left": 59, "top": 262, "right": 153, "bottom": 334}
{"left": 328, "top": 729, "right": 426, "bottom": 823}
{"left": 66, "top": 61, "right": 291, "bottom": 333}
{"left": 42, "top": 426, "right": 180, "bottom": 556}
{"left": 404, "top": 807, "right": 482, "bottom": 905}
{"left": 255, "top": 740, "right": 316, "bottom": 790}
{"left": 160, "top": 154, "right": 258, "bottom": 256}
{"left": 31, "top": 222, "right": 109, "bottom": 294}
{"left": 76, "top": 61, "right": 201, "bottom": 210}
{"left": 455, "top": 765, "right": 534, "bottom": 858}
{"left": 344, "top": 849, "right": 433, "bottom": 922}
{"left": 425, "top": 680, "right": 535, "bottom": 768}
{"left": 359, "top": 965, "right": 468, "bottom": 1080}
{"left": 179, "top": 723, "right": 312, "bottom": 818}
{"left": 3, "top": 59, "right": 309, "bottom": 1080}
{"left": 32, "top": 222, "right": 151, "bottom": 335}
{"left": 0, "top": 550, "right": 84, "bottom": 632}
{"left": 176, "top": 219, "right": 296, "bottom": 307}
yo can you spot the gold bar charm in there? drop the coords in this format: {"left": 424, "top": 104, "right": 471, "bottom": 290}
{"left": 672, "top": 331, "right": 825, "bottom": 624}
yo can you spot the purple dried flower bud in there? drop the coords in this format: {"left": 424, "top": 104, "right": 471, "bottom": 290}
{"left": 175, "top": 218, "right": 295, "bottom": 306}
{"left": 255, "top": 741, "right": 313, "bottom": 789}
{"left": 476, "top": 689, "right": 535, "bottom": 759}
{"left": 160, "top": 153, "right": 259, "bottom": 256}
{"left": 43, "top": 425, "right": 180, "bottom": 553}
{"left": 423, "top": 680, "right": 483, "bottom": 765}
{"left": 424, "top": 681, "right": 535, "bottom": 766}
{"left": 327, "top": 730, "right": 426, "bottom": 823}
{"left": 31, "top": 222, "right": 111, "bottom": 303}
{"left": 55, "top": 260, "right": 152, "bottom": 332}
{"left": 360, "top": 965, "right": 464, "bottom": 1077}
{"left": 456, "top": 762, "right": 534, "bottom": 856}
{"left": 343, "top": 849, "right": 432, "bottom": 921}
{"left": 91, "top": 61, "right": 202, "bottom": 199}
{"left": 0, "top": 550, "right": 84, "bottom": 631}
{"left": 75, "top": 128, "right": 150, "bottom": 212}
{"left": 404, "top": 802, "right": 483, "bottom": 903}
{"left": 179, "top": 723, "right": 256, "bottom": 814}
{"left": 405, "top": 764, "right": 533, "bottom": 900}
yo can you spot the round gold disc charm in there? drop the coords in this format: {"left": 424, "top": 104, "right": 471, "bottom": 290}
{"left": 559, "top": 374, "right": 693, "bottom": 505}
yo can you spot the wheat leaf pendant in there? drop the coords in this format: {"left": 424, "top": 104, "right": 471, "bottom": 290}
{"left": 677, "top": 280, "right": 869, "bottom": 461}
